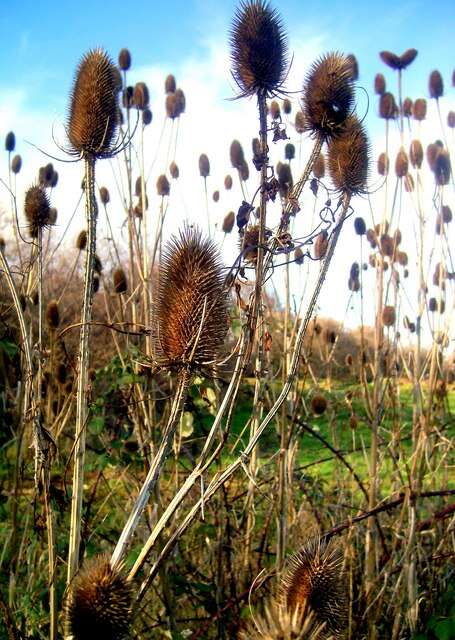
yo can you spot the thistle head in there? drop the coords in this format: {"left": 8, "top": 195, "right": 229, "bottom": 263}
{"left": 327, "top": 116, "right": 370, "bottom": 196}
{"left": 24, "top": 184, "right": 51, "bottom": 238}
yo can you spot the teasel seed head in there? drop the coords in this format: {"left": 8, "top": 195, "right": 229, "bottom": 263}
{"left": 399, "top": 48, "right": 418, "bottom": 68}
{"left": 397, "top": 251, "right": 408, "bottom": 267}
{"left": 283, "top": 97, "right": 292, "bottom": 114}
{"left": 270, "top": 99, "right": 281, "bottom": 119}
{"left": 354, "top": 217, "right": 366, "bottom": 235}
{"left": 327, "top": 115, "right": 370, "bottom": 196}
{"left": 382, "top": 305, "right": 396, "bottom": 327}
{"left": 99, "top": 186, "right": 110, "bottom": 204}
{"left": 402, "top": 97, "right": 413, "bottom": 118}
{"left": 412, "top": 98, "right": 427, "bottom": 121}
{"left": 118, "top": 48, "right": 131, "bottom": 71}
{"left": 285, "top": 143, "right": 295, "bottom": 161}
{"left": 312, "top": 153, "right": 325, "bottom": 179}
{"left": 380, "top": 234, "right": 394, "bottom": 258}
{"left": 67, "top": 48, "right": 120, "bottom": 158}
{"left": 229, "top": 0, "right": 289, "bottom": 98}
{"left": 280, "top": 537, "right": 347, "bottom": 637}
{"left": 11, "top": 154, "right": 22, "bottom": 174}
{"left": 426, "top": 141, "right": 443, "bottom": 171}
{"left": 379, "top": 50, "right": 401, "bottom": 70}
{"left": 199, "top": 153, "right": 210, "bottom": 178}
{"left": 77, "top": 230, "right": 87, "bottom": 251}
{"left": 157, "top": 174, "right": 170, "bottom": 197}
{"left": 113, "top": 267, "right": 128, "bottom": 294}
{"left": 434, "top": 150, "right": 451, "bottom": 186}
{"left": 294, "top": 247, "right": 304, "bottom": 265}
{"left": 442, "top": 205, "right": 452, "bottom": 224}
{"left": 429, "top": 70, "right": 443, "bottom": 99}
{"left": 379, "top": 92, "right": 397, "bottom": 119}
{"left": 276, "top": 161, "right": 293, "bottom": 198}
{"left": 447, "top": 111, "right": 455, "bottom": 128}
{"left": 240, "top": 603, "right": 327, "bottom": 640}
{"left": 302, "top": 52, "right": 355, "bottom": 140}
{"left": 366, "top": 229, "right": 377, "bottom": 248}
{"left": 165, "top": 73, "right": 176, "bottom": 94}
{"left": 429, "top": 297, "right": 437, "bottom": 313}
{"left": 222, "top": 211, "right": 235, "bottom": 233}
{"left": 346, "top": 53, "right": 359, "bottom": 80}
{"left": 46, "top": 300, "right": 60, "bottom": 330}
{"left": 153, "top": 226, "right": 229, "bottom": 372}
{"left": 39, "top": 162, "right": 55, "bottom": 187}
{"left": 311, "top": 395, "right": 327, "bottom": 415}
{"left": 230, "top": 139, "right": 245, "bottom": 169}
{"left": 5, "top": 131, "right": 15, "bottom": 152}
{"left": 49, "top": 207, "right": 58, "bottom": 225}
{"left": 142, "top": 108, "right": 152, "bottom": 125}
{"left": 133, "top": 82, "right": 149, "bottom": 110}
{"left": 213, "top": 190, "right": 220, "bottom": 203}
{"left": 409, "top": 140, "right": 423, "bottom": 169}
{"left": 313, "top": 230, "right": 328, "bottom": 259}
{"left": 170, "top": 161, "right": 179, "bottom": 179}
{"left": 295, "top": 110, "right": 305, "bottom": 134}
{"left": 224, "top": 174, "right": 233, "bottom": 190}
{"left": 348, "top": 276, "right": 360, "bottom": 292}
{"left": 374, "top": 73, "right": 386, "bottom": 95}
{"left": 24, "top": 184, "right": 51, "bottom": 238}
{"left": 65, "top": 557, "right": 132, "bottom": 640}
{"left": 238, "top": 159, "right": 250, "bottom": 181}
{"left": 395, "top": 148, "right": 409, "bottom": 178}
{"left": 175, "top": 88, "right": 186, "bottom": 115}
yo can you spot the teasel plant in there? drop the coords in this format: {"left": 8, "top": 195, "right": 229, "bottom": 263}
{"left": 64, "top": 47, "right": 122, "bottom": 599}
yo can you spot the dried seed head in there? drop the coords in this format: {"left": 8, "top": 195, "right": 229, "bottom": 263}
{"left": 118, "top": 48, "right": 131, "bottom": 71}
{"left": 429, "top": 70, "right": 443, "bottom": 99}
{"left": 295, "top": 110, "right": 305, "bottom": 134}
{"left": 270, "top": 99, "right": 281, "bottom": 119}
{"left": 5, "top": 131, "right": 15, "bottom": 152}
{"left": 24, "top": 184, "right": 51, "bottom": 237}
{"left": 11, "top": 154, "right": 22, "bottom": 174}
{"left": 49, "top": 208, "right": 58, "bottom": 225}
{"left": 294, "top": 247, "right": 304, "bottom": 264}
{"left": 154, "top": 226, "right": 228, "bottom": 372}
{"left": 133, "top": 82, "right": 149, "bottom": 110}
{"left": 276, "top": 161, "right": 293, "bottom": 198}
{"left": 442, "top": 205, "right": 452, "bottom": 224}
{"left": 434, "top": 150, "right": 451, "bottom": 186}
{"left": 222, "top": 211, "right": 235, "bottom": 233}
{"left": 224, "top": 174, "right": 233, "bottom": 190}
{"left": 39, "top": 163, "right": 55, "bottom": 187}
{"left": 65, "top": 558, "right": 132, "bottom": 640}
{"left": 213, "top": 190, "right": 220, "bottom": 203}
{"left": 238, "top": 159, "right": 250, "bottom": 181}
{"left": 448, "top": 111, "right": 455, "bottom": 128}
{"left": 122, "top": 86, "right": 133, "bottom": 109}
{"left": 312, "top": 153, "right": 325, "bottom": 179}
{"left": 429, "top": 297, "right": 437, "bottom": 313}
{"left": 285, "top": 142, "right": 295, "bottom": 161}
{"left": 230, "top": 139, "right": 245, "bottom": 169}
{"left": 230, "top": 0, "right": 289, "bottom": 98}
{"left": 346, "top": 53, "right": 359, "bottom": 80}
{"left": 379, "top": 92, "right": 397, "bottom": 119}
{"left": 142, "top": 108, "right": 152, "bottom": 125}
{"left": 366, "top": 228, "right": 377, "bottom": 248}
{"left": 67, "top": 48, "right": 120, "bottom": 157}
{"left": 354, "top": 217, "right": 366, "bottom": 235}
{"left": 380, "top": 234, "right": 394, "bottom": 257}
{"left": 77, "top": 230, "right": 87, "bottom": 250}
{"left": 348, "top": 277, "right": 360, "bottom": 292}
{"left": 280, "top": 537, "right": 347, "bottom": 636}
{"left": 165, "top": 93, "right": 179, "bottom": 119}
{"left": 170, "top": 161, "right": 179, "bottom": 179}
{"left": 399, "top": 48, "right": 418, "bottom": 69}
{"left": 314, "top": 230, "right": 328, "bottom": 259}
{"left": 311, "top": 395, "right": 327, "bottom": 415}
{"left": 174, "top": 88, "right": 186, "bottom": 115}
{"left": 99, "top": 186, "right": 110, "bottom": 204}
{"left": 113, "top": 267, "right": 128, "bottom": 294}
{"left": 412, "top": 98, "right": 427, "bottom": 121}
{"left": 165, "top": 74, "right": 176, "bottom": 94}
{"left": 402, "top": 97, "right": 413, "bottom": 117}
{"left": 350, "top": 261, "right": 359, "bottom": 279}
{"left": 241, "top": 603, "right": 326, "bottom": 640}
{"left": 374, "top": 73, "right": 386, "bottom": 95}
{"left": 327, "top": 115, "right": 370, "bottom": 196}
{"left": 376, "top": 152, "right": 388, "bottom": 177}
{"left": 379, "top": 50, "right": 401, "bottom": 70}
{"left": 283, "top": 97, "right": 292, "bottom": 114}
{"left": 156, "top": 174, "right": 170, "bottom": 197}
{"left": 382, "top": 305, "right": 396, "bottom": 327}
{"left": 395, "top": 148, "right": 409, "bottom": 178}
{"left": 302, "top": 52, "right": 355, "bottom": 139}
{"left": 426, "top": 142, "right": 441, "bottom": 171}
{"left": 46, "top": 300, "right": 60, "bottom": 330}
{"left": 199, "top": 153, "right": 210, "bottom": 178}
{"left": 409, "top": 140, "right": 423, "bottom": 169}
{"left": 397, "top": 251, "right": 408, "bottom": 266}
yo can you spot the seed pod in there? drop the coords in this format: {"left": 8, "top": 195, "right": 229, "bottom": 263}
{"left": 442, "top": 205, "right": 452, "bottom": 224}
{"left": 374, "top": 73, "right": 386, "bottom": 95}
{"left": 327, "top": 115, "right": 370, "bottom": 195}
{"left": 350, "top": 262, "right": 360, "bottom": 279}
{"left": 222, "top": 211, "right": 235, "bottom": 233}
{"left": 276, "top": 161, "right": 293, "bottom": 198}
{"left": 270, "top": 100, "right": 281, "bottom": 119}
{"left": 174, "top": 88, "right": 186, "bottom": 115}
{"left": 434, "top": 150, "right": 451, "bottom": 186}
{"left": 156, "top": 174, "right": 170, "bottom": 197}
{"left": 409, "top": 140, "right": 423, "bottom": 169}
{"left": 165, "top": 73, "right": 176, "bottom": 94}
{"left": 142, "top": 108, "right": 152, "bottom": 125}
{"left": 118, "top": 48, "right": 131, "bottom": 71}
{"left": 230, "top": 139, "right": 245, "bottom": 169}
{"left": 399, "top": 48, "right": 418, "bottom": 68}
{"left": 113, "top": 267, "right": 128, "bottom": 294}
{"left": 199, "top": 153, "right": 210, "bottom": 178}
{"left": 312, "top": 153, "right": 325, "bottom": 179}
{"left": 24, "top": 184, "right": 51, "bottom": 237}
{"left": 377, "top": 152, "right": 389, "bottom": 176}
{"left": 5, "top": 131, "right": 15, "bottom": 152}
{"left": 49, "top": 208, "right": 58, "bottom": 225}
{"left": 170, "top": 161, "right": 179, "bottom": 179}
{"left": 294, "top": 110, "right": 305, "bottom": 134}
{"left": 426, "top": 142, "right": 441, "bottom": 171}
{"left": 380, "top": 234, "right": 394, "bottom": 257}
{"left": 382, "top": 305, "right": 396, "bottom": 327}
{"left": 429, "top": 70, "right": 443, "bottom": 99}
{"left": 348, "top": 277, "right": 360, "bottom": 292}
{"left": 311, "top": 395, "right": 327, "bottom": 415}
{"left": 448, "top": 111, "right": 455, "bottom": 128}
{"left": 282, "top": 98, "right": 292, "bottom": 114}
{"left": 212, "top": 190, "right": 220, "bottom": 203}
{"left": 412, "top": 98, "right": 427, "bottom": 121}
{"left": 314, "top": 230, "right": 328, "bottom": 259}
{"left": 354, "top": 217, "right": 366, "bottom": 235}
{"left": 11, "top": 154, "right": 22, "bottom": 174}
{"left": 99, "top": 186, "right": 110, "bottom": 204}
{"left": 122, "top": 86, "right": 133, "bottom": 109}
{"left": 77, "top": 230, "right": 87, "bottom": 250}
{"left": 238, "top": 159, "right": 249, "bottom": 181}
{"left": 379, "top": 92, "right": 397, "bottom": 119}
{"left": 302, "top": 52, "right": 354, "bottom": 139}
{"left": 294, "top": 247, "right": 304, "bottom": 264}
{"left": 39, "top": 163, "right": 55, "bottom": 187}
{"left": 402, "top": 97, "right": 413, "bottom": 117}
{"left": 65, "top": 557, "right": 132, "bottom": 640}
{"left": 379, "top": 50, "right": 401, "bottom": 70}
{"left": 46, "top": 300, "right": 60, "bottom": 329}
{"left": 429, "top": 297, "right": 437, "bottom": 313}
{"left": 229, "top": 0, "right": 289, "bottom": 98}
{"left": 285, "top": 142, "right": 295, "bottom": 161}
{"left": 154, "top": 226, "right": 228, "bottom": 371}
{"left": 67, "top": 48, "right": 120, "bottom": 157}
{"left": 165, "top": 93, "right": 178, "bottom": 119}
{"left": 133, "top": 82, "right": 149, "bottom": 110}
{"left": 346, "top": 53, "right": 359, "bottom": 80}
{"left": 395, "top": 148, "right": 408, "bottom": 178}
{"left": 224, "top": 174, "right": 233, "bottom": 190}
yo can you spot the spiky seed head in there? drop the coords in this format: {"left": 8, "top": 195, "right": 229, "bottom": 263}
{"left": 153, "top": 227, "right": 228, "bottom": 372}
{"left": 350, "top": 262, "right": 359, "bottom": 280}
{"left": 99, "top": 186, "right": 110, "bottom": 204}
{"left": 426, "top": 142, "right": 441, "bottom": 171}
{"left": 170, "top": 161, "right": 179, "bottom": 179}
{"left": 5, "top": 131, "right": 15, "bottom": 152}
{"left": 65, "top": 558, "right": 132, "bottom": 640}
{"left": 366, "top": 229, "right": 377, "bottom": 248}
{"left": 409, "top": 140, "right": 423, "bottom": 169}
{"left": 354, "top": 217, "right": 366, "bottom": 235}
{"left": 24, "top": 184, "right": 51, "bottom": 237}
{"left": 314, "top": 230, "right": 328, "bottom": 259}
{"left": 49, "top": 207, "right": 58, "bottom": 225}
{"left": 379, "top": 50, "right": 401, "bottom": 70}
{"left": 285, "top": 142, "right": 295, "bottom": 161}
{"left": 382, "top": 305, "right": 396, "bottom": 327}
{"left": 46, "top": 300, "right": 60, "bottom": 330}
{"left": 442, "top": 205, "right": 452, "bottom": 224}
{"left": 242, "top": 224, "right": 260, "bottom": 263}
{"left": 311, "top": 395, "right": 327, "bottom": 415}
{"left": 379, "top": 92, "right": 397, "bottom": 119}
{"left": 133, "top": 82, "right": 149, "bottom": 110}
{"left": 429, "top": 70, "right": 443, "bottom": 99}
{"left": 270, "top": 99, "right": 281, "bottom": 119}
{"left": 294, "top": 247, "right": 304, "bottom": 265}
{"left": 142, "top": 108, "right": 152, "bottom": 125}
{"left": 412, "top": 98, "right": 427, "bottom": 121}
{"left": 433, "top": 150, "right": 451, "bottom": 186}
{"left": 113, "top": 268, "right": 128, "bottom": 294}
{"left": 230, "top": 139, "right": 245, "bottom": 169}
{"left": 397, "top": 251, "right": 408, "bottom": 267}
{"left": 374, "top": 73, "right": 386, "bottom": 95}
{"left": 224, "top": 174, "right": 233, "bottom": 190}
{"left": 395, "top": 148, "right": 408, "bottom": 178}
{"left": 327, "top": 115, "right": 370, "bottom": 196}
{"left": 380, "top": 234, "right": 394, "bottom": 258}
{"left": 280, "top": 537, "right": 347, "bottom": 637}
{"left": 302, "top": 52, "right": 355, "bottom": 139}
{"left": 346, "top": 53, "right": 359, "bottom": 80}
{"left": 156, "top": 174, "right": 170, "bottom": 197}
{"left": 39, "top": 162, "right": 55, "bottom": 187}
{"left": 67, "top": 48, "right": 120, "bottom": 157}
{"left": 118, "top": 48, "right": 131, "bottom": 71}
{"left": 122, "top": 86, "right": 134, "bottom": 109}
{"left": 283, "top": 97, "right": 292, "bottom": 114}
{"left": 174, "top": 88, "right": 186, "bottom": 115}
{"left": 399, "top": 48, "right": 418, "bottom": 68}
{"left": 222, "top": 211, "right": 235, "bottom": 233}
{"left": 448, "top": 111, "right": 455, "bottom": 128}
{"left": 230, "top": 0, "right": 288, "bottom": 98}
{"left": 313, "top": 153, "right": 325, "bottom": 179}
{"left": 11, "top": 154, "right": 22, "bottom": 174}
{"left": 238, "top": 159, "right": 250, "bottom": 181}
{"left": 199, "top": 154, "right": 210, "bottom": 178}
{"left": 295, "top": 110, "right": 305, "bottom": 134}
{"left": 402, "top": 97, "right": 413, "bottom": 117}
{"left": 134, "top": 177, "right": 143, "bottom": 197}
{"left": 276, "top": 161, "right": 293, "bottom": 198}
{"left": 165, "top": 73, "right": 176, "bottom": 94}
{"left": 77, "top": 230, "right": 87, "bottom": 250}
{"left": 240, "top": 603, "right": 328, "bottom": 640}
